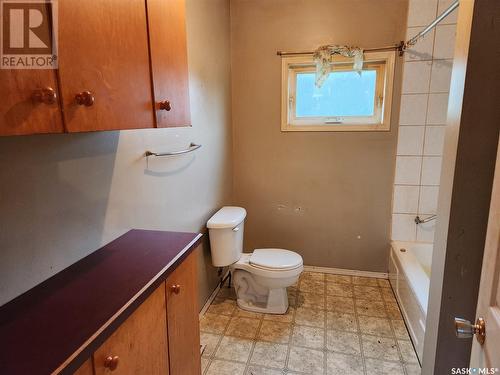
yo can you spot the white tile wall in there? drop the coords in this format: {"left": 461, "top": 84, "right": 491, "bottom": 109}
{"left": 417, "top": 221, "right": 436, "bottom": 242}
{"left": 399, "top": 94, "right": 428, "bottom": 125}
{"left": 430, "top": 60, "right": 453, "bottom": 93}
{"left": 433, "top": 25, "right": 457, "bottom": 59}
{"left": 407, "top": 0, "right": 438, "bottom": 27}
{"left": 391, "top": 1, "right": 457, "bottom": 243}
{"left": 424, "top": 126, "right": 446, "bottom": 156}
{"left": 427, "top": 93, "right": 449, "bottom": 124}
{"left": 419, "top": 186, "right": 440, "bottom": 214}
{"left": 393, "top": 186, "right": 420, "bottom": 214}
{"left": 397, "top": 126, "right": 425, "bottom": 156}
{"left": 402, "top": 61, "right": 432, "bottom": 94}
{"left": 421, "top": 157, "right": 443, "bottom": 186}
{"left": 395, "top": 156, "right": 422, "bottom": 185}
{"left": 392, "top": 214, "right": 417, "bottom": 241}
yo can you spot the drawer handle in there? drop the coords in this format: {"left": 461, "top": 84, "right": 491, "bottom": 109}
{"left": 158, "top": 100, "right": 171, "bottom": 111}
{"left": 170, "top": 284, "right": 181, "bottom": 294}
{"left": 32, "top": 87, "right": 57, "bottom": 105}
{"left": 75, "top": 91, "right": 95, "bottom": 106}
{"left": 104, "top": 355, "right": 119, "bottom": 371}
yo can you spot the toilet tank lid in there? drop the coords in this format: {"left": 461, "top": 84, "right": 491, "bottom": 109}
{"left": 207, "top": 206, "right": 247, "bottom": 229}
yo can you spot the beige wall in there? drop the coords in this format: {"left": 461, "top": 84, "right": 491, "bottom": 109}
{"left": 231, "top": 0, "right": 407, "bottom": 272}
{"left": 0, "top": 0, "right": 232, "bottom": 308}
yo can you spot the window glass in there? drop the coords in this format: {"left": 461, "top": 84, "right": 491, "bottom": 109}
{"left": 295, "top": 70, "right": 377, "bottom": 118}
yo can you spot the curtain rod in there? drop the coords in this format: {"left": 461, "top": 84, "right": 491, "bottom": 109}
{"left": 277, "top": 0, "right": 459, "bottom": 57}
{"left": 277, "top": 43, "right": 403, "bottom": 56}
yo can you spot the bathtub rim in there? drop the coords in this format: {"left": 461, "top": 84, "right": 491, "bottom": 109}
{"left": 390, "top": 240, "right": 432, "bottom": 314}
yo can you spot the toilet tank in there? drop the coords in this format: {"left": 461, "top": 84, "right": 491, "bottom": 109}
{"left": 207, "top": 207, "right": 247, "bottom": 267}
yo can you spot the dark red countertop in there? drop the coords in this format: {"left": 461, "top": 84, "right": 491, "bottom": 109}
{"left": 0, "top": 229, "right": 202, "bottom": 375}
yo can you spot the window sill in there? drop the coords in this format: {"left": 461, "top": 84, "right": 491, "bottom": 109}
{"left": 281, "top": 123, "right": 391, "bottom": 132}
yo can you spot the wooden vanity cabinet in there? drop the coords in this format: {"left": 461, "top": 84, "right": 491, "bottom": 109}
{"left": 81, "top": 248, "right": 200, "bottom": 375}
{"left": 93, "top": 284, "right": 169, "bottom": 375}
{"left": 0, "top": 231, "right": 201, "bottom": 375}
{"left": 73, "top": 359, "right": 93, "bottom": 375}
{"left": 165, "top": 250, "right": 201, "bottom": 375}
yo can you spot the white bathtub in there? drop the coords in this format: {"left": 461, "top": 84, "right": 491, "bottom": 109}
{"left": 389, "top": 241, "right": 433, "bottom": 363}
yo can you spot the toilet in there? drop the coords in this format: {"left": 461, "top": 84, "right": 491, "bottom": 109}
{"left": 207, "top": 206, "right": 303, "bottom": 314}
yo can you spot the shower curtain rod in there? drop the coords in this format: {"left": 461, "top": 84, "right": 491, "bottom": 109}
{"left": 276, "top": 44, "right": 403, "bottom": 56}
{"left": 277, "top": 0, "right": 459, "bottom": 57}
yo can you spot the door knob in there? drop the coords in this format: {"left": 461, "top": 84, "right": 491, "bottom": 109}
{"left": 32, "top": 87, "right": 57, "bottom": 105}
{"left": 158, "top": 100, "right": 171, "bottom": 111}
{"left": 75, "top": 91, "right": 95, "bottom": 106}
{"left": 103, "top": 355, "right": 119, "bottom": 371}
{"left": 170, "top": 284, "right": 181, "bottom": 294}
{"left": 454, "top": 317, "right": 486, "bottom": 345}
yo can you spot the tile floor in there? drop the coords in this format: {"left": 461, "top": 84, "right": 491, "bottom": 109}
{"left": 199, "top": 271, "right": 421, "bottom": 375}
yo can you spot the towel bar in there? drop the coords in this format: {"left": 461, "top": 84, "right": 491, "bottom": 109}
{"left": 145, "top": 143, "right": 201, "bottom": 157}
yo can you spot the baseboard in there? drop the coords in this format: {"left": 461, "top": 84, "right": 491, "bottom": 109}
{"left": 303, "top": 265, "right": 388, "bottom": 279}
{"left": 199, "top": 270, "right": 230, "bottom": 319}
{"left": 199, "top": 266, "right": 387, "bottom": 319}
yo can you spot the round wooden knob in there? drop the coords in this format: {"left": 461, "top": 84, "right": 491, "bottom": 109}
{"left": 32, "top": 87, "right": 57, "bottom": 105}
{"left": 104, "top": 355, "right": 119, "bottom": 371}
{"left": 75, "top": 91, "right": 95, "bottom": 106}
{"left": 159, "top": 100, "right": 171, "bottom": 111}
{"left": 170, "top": 284, "right": 181, "bottom": 294}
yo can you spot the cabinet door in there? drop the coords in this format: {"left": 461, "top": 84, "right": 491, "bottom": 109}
{"left": 94, "top": 284, "right": 169, "bottom": 375}
{"left": 147, "top": 0, "right": 191, "bottom": 127}
{"left": 0, "top": 70, "right": 64, "bottom": 136}
{"left": 73, "top": 358, "right": 94, "bottom": 375}
{"left": 58, "top": 0, "right": 154, "bottom": 132}
{"left": 165, "top": 249, "right": 201, "bottom": 375}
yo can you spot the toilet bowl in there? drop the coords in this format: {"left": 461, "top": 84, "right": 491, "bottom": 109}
{"left": 231, "top": 249, "right": 302, "bottom": 314}
{"left": 207, "top": 207, "right": 303, "bottom": 314}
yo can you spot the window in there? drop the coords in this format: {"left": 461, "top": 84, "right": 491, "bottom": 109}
{"left": 281, "top": 51, "right": 395, "bottom": 131}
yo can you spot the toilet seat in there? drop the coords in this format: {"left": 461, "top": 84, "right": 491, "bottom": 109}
{"left": 232, "top": 249, "right": 303, "bottom": 279}
{"left": 250, "top": 249, "right": 303, "bottom": 271}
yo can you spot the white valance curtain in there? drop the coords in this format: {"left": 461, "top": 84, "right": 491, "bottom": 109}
{"left": 313, "top": 45, "right": 364, "bottom": 88}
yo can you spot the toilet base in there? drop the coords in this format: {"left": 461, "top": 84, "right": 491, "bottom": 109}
{"left": 236, "top": 288, "right": 289, "bottom": 314}
{"left": 232, "top": 269, "right": 294, "bottom": 314}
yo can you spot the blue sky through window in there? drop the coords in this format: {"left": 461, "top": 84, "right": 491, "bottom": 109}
{"left": 295, "top": 70, "right": 377, "bottom": 117}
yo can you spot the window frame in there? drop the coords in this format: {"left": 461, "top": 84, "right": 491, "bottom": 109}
{"left": 281, "top": 51, "right": 395, "bottom": 132}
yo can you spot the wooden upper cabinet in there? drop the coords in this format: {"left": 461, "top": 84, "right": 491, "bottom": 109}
{"left": 165, "top": 248, "right": 201, "bottom": 375}
{"left": 57, "top": 0, "right": 155, "bottom": 132}
{"left": 93, "top": 284, "right": 169, "bottom": 375}
{"left": 0, "top": 67, "right": 64, "bottom": 136}
{"left": 147, "top": 0, "right": 191, "bottom": 127}
{"left": 1, "top": 0, "right": 190, "bottom": 135}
